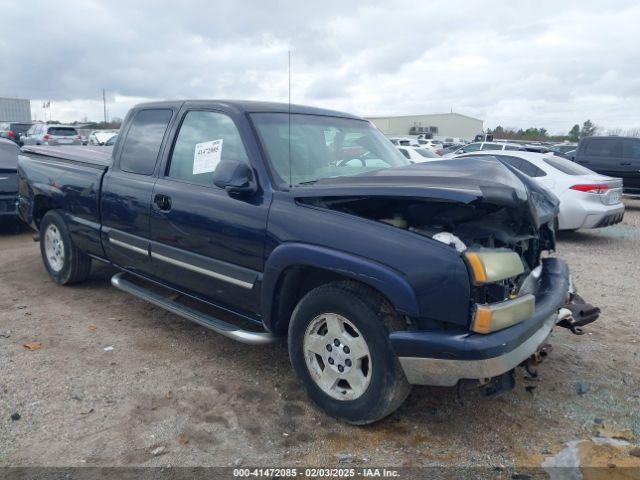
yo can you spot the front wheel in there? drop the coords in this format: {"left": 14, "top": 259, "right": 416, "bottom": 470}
{"left": 39, "top": 210, "right": 92, "bottom": 285}
{"left": 288, "top": 281, "right": 411, "bottom": 424}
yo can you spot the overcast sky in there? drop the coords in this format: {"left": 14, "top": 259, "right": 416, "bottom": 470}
{"left": 1, "top": 0, "right": 639, "bottom": 134}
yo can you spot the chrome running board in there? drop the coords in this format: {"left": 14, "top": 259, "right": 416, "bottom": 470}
{"left": 110, "top": 272, "right": 280, "bottom": 345}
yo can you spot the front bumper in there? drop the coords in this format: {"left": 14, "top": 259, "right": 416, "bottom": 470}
{"left": 391, "top": 257, "right": 570, "bottom": 386}
{"left": 0, "top": 194, "right": 18, "bottom": 217}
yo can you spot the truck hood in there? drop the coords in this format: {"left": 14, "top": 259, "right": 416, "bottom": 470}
{"left": 293, "top": 157, "right": 559, "bottom": 229}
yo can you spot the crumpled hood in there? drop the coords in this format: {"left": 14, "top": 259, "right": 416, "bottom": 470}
{"left": 293, "top": 157, "right": 559, "bottom": 229}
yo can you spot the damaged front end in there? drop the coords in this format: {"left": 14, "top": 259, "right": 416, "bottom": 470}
{"left": 293, "top": 156, "right": 599, "bottom": 392}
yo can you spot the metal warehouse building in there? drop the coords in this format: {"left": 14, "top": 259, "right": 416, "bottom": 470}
{"left": 365, "top": 112, "right": 483, "bottom": 140}
{"left": 0, "top": 97, "right": 32, "bottom": 122}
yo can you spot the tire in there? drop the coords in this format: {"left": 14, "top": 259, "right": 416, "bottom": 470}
{"left": 288, "top": 281, "right": 411, "bottom": 424}
{"left": 39, "top": 210, "right": 92, "bottom": 285}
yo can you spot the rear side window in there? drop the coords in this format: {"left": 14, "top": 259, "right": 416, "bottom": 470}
{"left": 167, "top": 110, "right": 248, "bottom": 186}
{"left": 622, "top": 139, "right": 640, "bottom": 159}
{"left": 120, "top": 109, "right": 173, "bottom": 175}
{"left": 544, "top": 156, "right": 594, "bottom": 175}
{"left": 497, "top": 155, "right": 546, "bottom": 177}
{"left": 504, "top": 145, "right": 520, "bottom": 151}
{"left": 47, "top": 127, "right": 77, "bottom": 136}
{"left": 518, "top": 159, "right": 546, "bottom": 177}
{"left": 584, "top": 138, "right": 618, "bottom": 157}
{"left": 497, "top": 155, "right": 523, "bottom": 170}
{"left": 398, "top": 148, "right": 410, "bottom": 159}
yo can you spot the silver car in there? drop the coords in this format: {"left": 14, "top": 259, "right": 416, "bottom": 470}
{"left": 23, "top": 124, "right": 82, "bottom": 146}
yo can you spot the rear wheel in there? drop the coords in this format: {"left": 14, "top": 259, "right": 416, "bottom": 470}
{"left": 288, "top": 281, "right": 411, "bottom": 424}
{"left": 39, "top": 210, "right": 91, "bottom": 285}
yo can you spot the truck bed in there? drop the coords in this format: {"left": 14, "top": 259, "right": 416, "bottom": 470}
{"left": 18, "top": 145, "right": 111, "bottom": 259}
{"left": 20, "top": 145, "right": 113, "bottom": 167}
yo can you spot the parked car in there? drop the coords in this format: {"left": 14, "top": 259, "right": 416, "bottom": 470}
{"left": 550, "top": 144, "right": 577, "bottom": 156}
{"left": 23, "top": 124, "right": 82, "bottom": 146}
{"left": 0, "top": 138, "right": 19, "bottom": 220}
{"left": 0, "top": 122, "right": 33, "bottom": 146}
{"left": 416, "top": 139, "right": 444, "bottom": 155}
{"left": 17, "top": 100, "right": 595, "bottom": 424}
{"left": 574, "top": 136, "right": 640, "bottom": 196}
{"left": 89, "top": 130, "right": 119, "bottom": 146}
{"left": 396, "top": 145, "right": 441, "bottom": 162}
{"left": 454, "top": 150, "right": 624, "bottom": 230}
{"left": 443, "top": 141, "right": 524, "bottom": 157}
{"left": 388, "top": 136, "right": 420, "bottom": 147}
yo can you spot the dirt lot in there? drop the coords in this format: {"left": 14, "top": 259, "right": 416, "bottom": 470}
{"left": 1, "top": 202, "right": 639, "bottom": 472}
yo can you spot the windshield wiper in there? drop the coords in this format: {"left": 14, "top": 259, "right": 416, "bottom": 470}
{"left": 295, "top": 180, "right": 319, "bottom": 186}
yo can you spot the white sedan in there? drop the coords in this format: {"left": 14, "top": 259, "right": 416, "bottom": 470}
{"left": 453, "top": 150, "right": 625, "bottom": 231}
{"left": 396, "top": 145, "right": 441, "bottom": 163}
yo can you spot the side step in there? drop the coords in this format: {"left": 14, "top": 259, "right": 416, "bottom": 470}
{"left": 111, "top": 273, "right": 280, "bottom": 345}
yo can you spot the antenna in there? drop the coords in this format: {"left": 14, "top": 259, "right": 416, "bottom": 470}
{"left": 103, "top": 88, "right": 107, "bottom": 123}
{"left": 288, "top": 50, "right": 292, "bottom": 188}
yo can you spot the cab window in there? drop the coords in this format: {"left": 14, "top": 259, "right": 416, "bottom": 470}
{"left": 119, "top": 109, "right": 173, "bottom": 175}
{"left": 167, "top": 110, "right": 249, "bottom": 187}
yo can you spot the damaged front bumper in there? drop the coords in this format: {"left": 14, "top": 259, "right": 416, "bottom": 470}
{"left": 391, "top": 257, "right": 588, "bottom": 386}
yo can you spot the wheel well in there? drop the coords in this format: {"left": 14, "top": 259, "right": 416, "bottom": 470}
{"left": 33, "top": 196, "right": 62, "bottom": 227}
{"left": 270, "top": 266, "right": 395, "bottom": 336}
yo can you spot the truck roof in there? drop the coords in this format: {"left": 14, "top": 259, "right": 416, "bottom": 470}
{"left": 132, "top": 100, "right": 362, "bottom": 120}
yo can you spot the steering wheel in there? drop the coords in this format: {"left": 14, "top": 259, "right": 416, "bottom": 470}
{"left": 336, "top": 158, "right": 366, "bottom": 167}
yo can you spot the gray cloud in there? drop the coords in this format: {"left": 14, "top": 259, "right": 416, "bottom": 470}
{"left": 1, "top": 0, "right": 639, "bottom": 133}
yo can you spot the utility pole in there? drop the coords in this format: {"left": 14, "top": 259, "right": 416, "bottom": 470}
{"left": 102, "top": 88, "right": 107, "bottom": 124}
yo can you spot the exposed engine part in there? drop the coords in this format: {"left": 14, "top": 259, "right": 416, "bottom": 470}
{"left": 432, "top": 232, "right": 467, "bottom": 252}
{"left": 299, "top": 195, "right": 553, "bottom": 270}
{"left": 523, "top": 343, "right": 553, "bottom": 378}
{"left": 557, "top": 294, "right": 600, "bottom": 335}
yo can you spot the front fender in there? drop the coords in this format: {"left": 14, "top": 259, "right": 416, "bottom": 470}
{"left": 261, "top": 242, "right": 420, "bottom": 331}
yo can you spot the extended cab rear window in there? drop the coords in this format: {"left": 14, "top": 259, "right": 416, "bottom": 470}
{"left": 120, "top": 109, "right": 173, "bottom": 175}
{"left": 47, "top": 127, "right": 77, "bottom": 136}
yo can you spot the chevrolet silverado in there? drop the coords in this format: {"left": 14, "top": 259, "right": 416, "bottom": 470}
{"left": 17, "top": 100, "right": 597, "bottom": 423}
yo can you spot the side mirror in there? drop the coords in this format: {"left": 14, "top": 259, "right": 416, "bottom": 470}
{"left": 212, "top": 161, "right": 257, "bottom": 196}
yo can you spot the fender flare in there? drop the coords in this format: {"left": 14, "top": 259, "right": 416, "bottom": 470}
{"left": 261, "top": 242, "right": 420, "bottom": 332}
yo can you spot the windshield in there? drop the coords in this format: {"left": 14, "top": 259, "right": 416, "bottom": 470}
{"left": 251, "top": 113, "right": 409, "bottom": 186}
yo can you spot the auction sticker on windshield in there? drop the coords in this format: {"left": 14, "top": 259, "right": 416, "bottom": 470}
{"left": 193, "top": 139, "right": 223, "bottom": 175}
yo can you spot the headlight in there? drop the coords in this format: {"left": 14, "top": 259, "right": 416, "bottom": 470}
{"left": 472, "top": 294, "right": 535, "bottom": 334}
{"left": 464, "top": 250, "right": 525, "bottom": 284}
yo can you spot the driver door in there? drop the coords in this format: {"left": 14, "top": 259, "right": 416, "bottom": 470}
{"left": 148, "top": 109, "right": 269, "bottom": 316}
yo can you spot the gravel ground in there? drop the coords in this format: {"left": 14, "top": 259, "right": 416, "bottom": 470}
{"left": 1, "top": 201, "right": 639, "bottom": 471}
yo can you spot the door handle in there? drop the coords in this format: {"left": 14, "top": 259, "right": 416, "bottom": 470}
{"left": 620, "top": 162, "right": 632, "bottom": 166}
{"left": 154, "top": 193, "right": 172, "bottom": 211}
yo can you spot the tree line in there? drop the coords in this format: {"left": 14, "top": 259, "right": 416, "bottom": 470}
{"left": 487, "top": 120, "right": 640, "bottom": 142}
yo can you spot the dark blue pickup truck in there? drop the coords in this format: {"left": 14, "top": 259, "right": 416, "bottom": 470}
{"left": 17, "top": 100, "right": 596, "bottom": 424}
